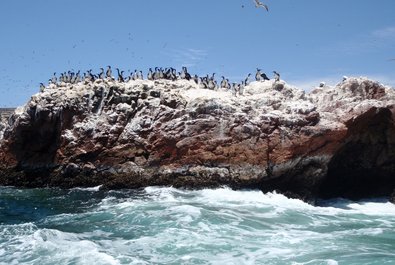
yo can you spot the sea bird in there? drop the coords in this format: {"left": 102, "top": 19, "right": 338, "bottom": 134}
{"left": 273, "top": 71, "right": 280, "bottom": 82}
{"left": 99, "top": 68, "right": 105, "bottom": 79}
{"left": 244, "top": 73, "right": 252, "bottom": 85}
{"left": 256, "top": 69, "right": 270, "bottom": 81}
{"left": 253, "top": 0, "right": 269, "bottom": 11}
{"left": 39, "top": 83, "right": 45, "bottom": 91}
{"left": 116, "top": 68, "right": 125, "bottom": 82}
{"left": 106, "top": 66, "right": 112, "bottom": 79}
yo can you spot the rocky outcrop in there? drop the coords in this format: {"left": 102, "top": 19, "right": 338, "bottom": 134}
{"left": 0, "top": 77, "right": 394, "bottom": 202}
{"left": 0, "top": 108, "right": 16, "bottom": 140}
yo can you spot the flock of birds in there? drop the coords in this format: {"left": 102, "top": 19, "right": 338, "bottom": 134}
{"left": 40, "top": 66, "right": 281, "bottom": 96}
{"left": 37, "top": 1, "right": 273, "bottom": 96}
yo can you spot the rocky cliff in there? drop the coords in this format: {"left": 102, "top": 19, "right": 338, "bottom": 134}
{"left": 0, "top": 108, "right": 16, "bottom": 140}
{"left": 1, "top": 78, "right": 394, "bottom": 202}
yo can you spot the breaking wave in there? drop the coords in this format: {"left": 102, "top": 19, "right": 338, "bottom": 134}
{"left": 1, "top": 186, "right": 395, "bottom": 264}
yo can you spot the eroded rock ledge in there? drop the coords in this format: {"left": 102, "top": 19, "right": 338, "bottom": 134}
{"left": 1, "top": 78, "right": 394, "bottom": 202}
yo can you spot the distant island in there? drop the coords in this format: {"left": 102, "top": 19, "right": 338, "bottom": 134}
{"left": 1, "top": 72, "right": 394, "bottom": 204}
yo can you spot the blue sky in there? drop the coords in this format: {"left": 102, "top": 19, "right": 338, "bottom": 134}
{"left": 0, "top": 0, "right": 394, "bottom": 107}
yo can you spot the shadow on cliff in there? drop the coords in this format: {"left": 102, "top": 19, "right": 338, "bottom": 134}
{"left": 3, "top": 106, "right": 77, "bottom": 186}
{"left": 319, "top": 107, "right": 395, "bottom": 200}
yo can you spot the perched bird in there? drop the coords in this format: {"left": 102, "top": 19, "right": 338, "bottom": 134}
{"left": 179, "top": 67, "right": 187, "bottom": 80}
{"left": 210, "top": 73, "right": 216, "bottom": 81}
{"left": 253, "top": 0, "right": 269, "bottom": 11}
{"left": 239, "top": 81, "right": 246, "bottom": 95}
{"left": 116, "top": 68, "right": 124, "bottom": 82}
{"left": 256, "top": 69, "right": 270, "bottom": 81}
{"left": 208, "top": 78, "right": 216, "bottom": 90}
{"left": 244, "top": 73, "right": 251, "bottom": 85}
{"left": 51, "top": 72, "right": 57, "bottom": 84}
{"left": 137, "top": 70, "right": 144, "bottom": 80}
{"left": 273, "top": 71, "right": 280, "bottom": 82}
{"left": 147, "top": 68, "right": 154, "bottom": 80}
{"left": 319, "top": 82, "right": 326, "bottom": 88}
{"left": 231, "top": 83, "right": 238, "bottom": 97}
{"left": 87, "top": 69, "right": 95, "bottom": 82}
{"left": 39, "top": 83, "right": 45, "bottom": 92}
{"left": 193, "top": 74, "right": 199, "bottom": 84}
{"left": 261, "top": 73, "right": 270, "bottom": 81}
{"left": 184, "top": 68, "right": 192, "bottom": 81}
{"left": 131, "top": 70, "right": 138, "bottom": 80}
{"left": 220, "top": 76, "right": 227, "bottom": 88}
{"left": 106, "top": 66, "right": 112, "bottom": 79}
{"left": 74, "top": 70, "right": 81, "bottom": 83}
{"left": 98, "top": 68, "right": 105, "bottom": 79}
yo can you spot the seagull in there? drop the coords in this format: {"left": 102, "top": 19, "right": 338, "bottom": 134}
{"left": 253, "top": 0, "right": 269, "bottom": 11}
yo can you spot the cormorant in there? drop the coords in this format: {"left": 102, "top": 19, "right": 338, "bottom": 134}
{"left": 116, "top": 68, "right": 125, "bottom": 82}
{"left": 273, "top": 71, "right": 280, "bottom": 82}
{"left": 147, "top": 68, "right": 154, "bottom": 80}
{"left": 244, "top": 73, "right": 251, "bottom": 85}
{"left": 185, "top": 72, "right": 192, "bottom": 81}
{"left": 159, "top": 68, "right": 164, "bottom": 79}
{"left": 153, "top": 67, "right": 160, "bottom": 80}
{"left": 210, "top": 73, "right": 216, "bottom": 81}
{"left": 240, "top": 81, "right": 246, "bottom": 95}
{"left": 138, "top": 70, "right": 144, "bottom": 80}
{"left": 208, "top": 79, "right": 216, "bottom": 90}
{"left": 170, "top": 68, "right": 177, "bottom": 81}
{"left": 231, "top": 83, "right": 238, "bottom": 96}
{"left": 193, "top": 74, "right": 199, "bottom": 84}
{"left": 256, "top": 69, "right": 270, "bottom": 81}
{"left": 255, "top": 69, "right": 262, "bottom": 81}
{"left": 261, "top": 73, "right": 270, "bottom": 81}
{"left": 220, "top": 76, "right": 227, "bottom": 88}
{"left": 180, "top": 67, "right": 186, "bottom": 79}
{"left": 75, "top": 70, "right": 81, "bottom": 83}
{"left": 106, "top": 66, "right": 112, "bottom": 79}
{"left": 99, "top": 68, "right": 105, "bottom": 79}
{"left": 87, "top": 69, "right": 95, "bottom": 82}
{"left": 51, "top": 73, "right": 57, "bottom": 84}
{"left": 200, "top": 77, "right": 208, "bottom": 89}
{"left": 131, "top": 70, "right": 138, "bottom": 80}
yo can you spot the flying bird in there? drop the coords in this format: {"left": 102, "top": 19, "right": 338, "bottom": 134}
{"left": 253, "top": 0, "right": 269, "bottom": 11}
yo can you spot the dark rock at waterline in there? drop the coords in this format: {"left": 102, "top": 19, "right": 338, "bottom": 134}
{"left": 390, "top": 190, "right": 395, "bottom": 204}
{"left": 0, "top": 78, "right": 395, "bottom": 203}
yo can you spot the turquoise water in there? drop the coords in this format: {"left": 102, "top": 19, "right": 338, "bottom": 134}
{"left": 1, "top": 186, "right": 395, "bottom": 265}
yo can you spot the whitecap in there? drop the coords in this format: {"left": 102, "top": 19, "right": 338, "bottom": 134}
{"left": 316, "top": 198, "right": 395, "bottom": 217}
{"left": 144, "top": 186, "right": 178, "bottom": 202}
{"left": 1, "top": 227, "right": 122, "bottom": 265}
{"left": 292, "top": 259, "right": 338, "bottom": 265}
{"left": 71, "top": 185, "right": 103, "bottom": 192}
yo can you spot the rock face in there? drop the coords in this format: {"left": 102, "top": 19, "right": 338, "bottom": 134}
{"left": 0, "top": 108, "right": 16, "bottom": 140}
{"left": 0, "top": 77, "right": 394, "bottom": 202}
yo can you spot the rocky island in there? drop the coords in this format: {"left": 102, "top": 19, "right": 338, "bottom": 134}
{"left": 0, "top": 77, "right": 394, "bottom": 203}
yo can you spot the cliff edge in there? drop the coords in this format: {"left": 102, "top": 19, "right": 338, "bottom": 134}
{"left": 1, "top": 77, "right": 395, "bottom": 202}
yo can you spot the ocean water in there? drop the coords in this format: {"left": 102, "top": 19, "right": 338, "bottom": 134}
{"left": 1, "top": 186, "right": 395, "bottom": 265}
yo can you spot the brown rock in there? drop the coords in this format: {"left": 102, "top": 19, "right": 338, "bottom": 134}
{"left": 1, "top": 77, "right": 395, "bottom": 202}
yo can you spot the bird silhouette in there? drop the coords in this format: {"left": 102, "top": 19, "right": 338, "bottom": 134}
{"left": 253, "top": 0, "right": 269, "bottom": 11}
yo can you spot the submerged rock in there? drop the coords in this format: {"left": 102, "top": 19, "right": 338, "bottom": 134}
{"left": 0, "top": 77, "right": 394, "bottom": 202}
